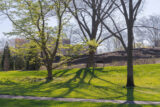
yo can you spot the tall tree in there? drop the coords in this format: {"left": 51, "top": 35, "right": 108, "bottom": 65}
{"left": 101, "top": 0, "right": 142, "bottom": 87}
{"left": 1, "top": 0, "right": 69, "bottom": 80}
{"left": 1, "top": 42, "right": 13, "bottom": 71}
{"left": 66, "top": 0, "right": 116, "bottom": 67}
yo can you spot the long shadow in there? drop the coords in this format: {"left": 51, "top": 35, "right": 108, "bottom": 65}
{"left": 47, "top": 68, "right": 105, "bottom": 98}
{"left": 52, "top": 69, "right": 72, "bottom": 77}
{"left": 0, "top": 68, "right": 141, "bottom": 102}
{"left": 111, "top": 88, "right": 143, "bottom": 107}
{"left": 1, "top": 68, "right": 158, "bottom": 107}
{"left": 53, "top": 67, "right": 127, "bottom": 99}
{"left": 0, "top": 68, "right": 124, "bottom": 99}
{"left": 123, "top": 87, "right": 134, "bottom": 104}
{"left": 24, "top": 67, "right": 125, "bottom": 99}
{"left": 55, "top": 68, "right": 89, "bottom": 98}
{"left": 127, "top": 87, "right": 134, "bottom": 101}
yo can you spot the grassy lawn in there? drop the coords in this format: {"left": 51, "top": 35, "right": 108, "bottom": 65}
{"left": 0, "top": 98, "right": 159, "bottom": 107}
{"left": 0, "top": 64, "right": 160, "bottom": 102}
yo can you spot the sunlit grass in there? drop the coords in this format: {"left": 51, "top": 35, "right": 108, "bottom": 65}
{"left": 1, "top": 98, "right": 159, "bottom": 107}
{"left": 0, "top": 64, "right": 160, "bottom": 101}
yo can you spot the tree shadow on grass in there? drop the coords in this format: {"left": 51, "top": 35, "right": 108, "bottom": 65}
{"left": 2, "top": 67, "right": 157, "bottom": 107}
{"left": 123, "top": 87, "right": 135, "bottom": 104}
{"left": 54, "top": 68, "right": 91, "bottom": 98}
{"left": 0, "top": 80, "right": 18, "bottom": 85}
{"left": 50, "top": 67, "right": 126, "bottom": 99}
{"left": 52, "top": 69, "right": 72, "bottom": 78}
{"left": 0, "top": 68, "right": 158, "bottom": 107}
{"left": 103, "top": 88, "right": 146, "bottom": 107}
{"left": 3, "top": 67, "right": 125, "bottom": 99}
{"left": 0, "top": 68, "right": 124, "bottom": 100}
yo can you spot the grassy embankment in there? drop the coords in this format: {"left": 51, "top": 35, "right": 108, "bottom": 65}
{"left": 0, "top": 64, "right": 160, "bottom": 106}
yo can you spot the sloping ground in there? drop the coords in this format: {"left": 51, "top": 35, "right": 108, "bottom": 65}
{"left": 72, "top": 48, "right": 160, "bottom": 66}
{"left": 0, "top": 64, "right": 160, "bottom": 101}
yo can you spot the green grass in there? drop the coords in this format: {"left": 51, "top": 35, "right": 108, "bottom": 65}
{"left": 0, "top": 98, "right": 159, "bottom": 107}
{"left": 0, "top": 64, "right": 160, "bottom": 102}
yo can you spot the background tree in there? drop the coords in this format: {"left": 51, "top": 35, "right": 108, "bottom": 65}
{"left": 66, "top": 0, "right": 116, "bottom": 67}
{"left": 10, "top": 41, "right": 41, "bottom": 70}
{"left": 1, "top": 0, "right": 69, "bottom": 80}
{"left": 112, "top": 37, "right": 124, "bottom": 51}
{"left": 136, "top": 15, "right": 160, "bottom": 47}
{"left": 101, "top": 0, "right": 142, "bottom": 87}
{"left": 25, "top": 44, "right": 41, "bottom": 70}
{"left": 1, "top": 42, "right": 13, "bottom": 71}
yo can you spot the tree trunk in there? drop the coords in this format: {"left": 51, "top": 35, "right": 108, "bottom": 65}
{"left": 87, "top": 49, "right": 96, "bottom": 68}
{"left": 126, "top": 27, "right": 135, "bottom": 87}
{"left": 46, "top": 62, "right": 53, "bottom": 80}
{"left": 127, "top": 48, "right": 134, "bottom": 87}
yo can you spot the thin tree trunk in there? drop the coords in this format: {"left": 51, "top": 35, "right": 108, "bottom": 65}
{"left": 46, "top": 62, "right": 53, "bottom": 80}
{"left": 87, "top": 49, "right": 96, "bottom": 68}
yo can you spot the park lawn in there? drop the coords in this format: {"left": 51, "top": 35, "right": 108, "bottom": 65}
{"left": 0, "top": 98, "right": 159, "bottom": 107}
{"left": 0, "top": 64, "right": 160, "bottom": 101}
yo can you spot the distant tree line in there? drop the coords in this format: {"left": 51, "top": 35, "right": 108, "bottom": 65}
{"left": 0, "top": 42, "right": 41, "bottom": 71}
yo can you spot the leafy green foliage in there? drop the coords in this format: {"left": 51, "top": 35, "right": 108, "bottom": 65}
{"left": 10, "top": 41, "right": 41, "bottom": 70}
{"left": 13, "top": 56, "right": 25, "bottom": 70}
{"left": 1, "top": 0, "right": 71, "bottom": 79}
{"left": 1, "top": 42, "right": 13, "bottom": 71}
{"left": 25, "top": 44, "right": 41, "bottom": 70}
{"left": 87, "top": 39, "right": 99, "bottom": 51}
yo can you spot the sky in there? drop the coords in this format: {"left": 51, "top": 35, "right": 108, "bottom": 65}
{"left": 0, "top": 0, "right": 160, "bottom": 40}
{"left": 142, "top": 0, "right": 160, "bottom": 16}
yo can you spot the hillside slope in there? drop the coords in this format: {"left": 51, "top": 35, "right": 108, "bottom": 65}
{"left": 72, "top": 48, "right": 160, "bottom": 66}
{"left": 0, "top": 64, "right": 160, "bottom": 101}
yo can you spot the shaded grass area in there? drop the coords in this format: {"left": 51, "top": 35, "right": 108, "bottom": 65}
{"left": 0, "top": 98, "right": 159, "bottom": 107}
{"left": 0, "top": 64, "right": 160, "bottom": 101}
